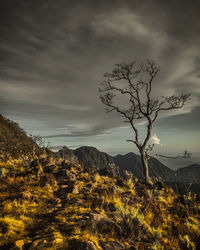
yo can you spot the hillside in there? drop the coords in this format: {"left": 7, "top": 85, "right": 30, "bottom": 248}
{"left": 58, "top": 146, "right": 175, "bottom": 181}
{"left": 60, "top": 146, "right": 175, "bottom": 182}
{"left": 114, "top": 152, "right": 175, "bottom": 181}
{"left": 64, "top": 146, "right": 200, "bottom": 194}
{"left": 0, "top": 151, "right": 200, "bottom": 249}
{"left": 170, "top": 164, "right": 200, "bottom": 195}
{"left": 57, "top": 146, "right": 79, "bottom": 163}
{"left": 0, "top": 115, "right": 200, "bottom": 249}
{"left": 177, "top": 164, "right": 200, "bottom": 182}
{"left": 0, "top": 114, "right": 41, "bottom": 157}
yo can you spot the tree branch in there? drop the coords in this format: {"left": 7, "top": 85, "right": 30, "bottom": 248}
{"left": 152, "top": 94, "right": 191, "bottom": 122}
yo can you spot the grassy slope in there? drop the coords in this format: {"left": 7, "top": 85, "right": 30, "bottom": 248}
{"left": 0, "top": 114, "right": 42, "bottom": 158}
{"left": 0, "top": 153, "right": 200, "bottom": 250}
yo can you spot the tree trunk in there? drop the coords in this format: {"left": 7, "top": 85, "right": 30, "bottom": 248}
{"left": 140, "top": 149, "right": 149, "bottom": 180}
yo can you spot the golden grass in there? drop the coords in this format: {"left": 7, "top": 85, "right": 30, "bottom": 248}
{"left": 0, "top": 155, "right": 199, "bottom": 249}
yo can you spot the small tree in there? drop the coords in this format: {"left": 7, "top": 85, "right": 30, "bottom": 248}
{"left": 99, "top": 60, "right": 190, "bottom": 181}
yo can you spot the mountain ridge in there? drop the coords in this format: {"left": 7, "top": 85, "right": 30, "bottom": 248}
{"left": 57, "top": 146, "right": 200, "bottom": 194}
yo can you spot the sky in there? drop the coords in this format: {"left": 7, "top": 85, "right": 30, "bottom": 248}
{"left": 0, "top": 0, "right": 200, "bottom": 159}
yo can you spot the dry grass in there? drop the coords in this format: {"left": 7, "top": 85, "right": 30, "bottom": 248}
{"left": 0, "top": 154, "right": 199, "bottom": 249}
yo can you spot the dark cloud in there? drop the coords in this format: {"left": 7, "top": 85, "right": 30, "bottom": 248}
{"left": 155, "top": 106, "right": 200, "bottom": 131}
{"left": 0, "top": 0, "right": 199, "bottom": 154}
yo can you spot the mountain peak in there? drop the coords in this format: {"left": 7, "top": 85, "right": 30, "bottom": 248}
{"left": 74, "top": 146, "right": 114, "bottom": 169}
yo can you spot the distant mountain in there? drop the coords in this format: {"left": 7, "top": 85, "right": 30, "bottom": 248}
{"left": 57, "top": 146, "right": 78, "bottom": 163}
{"left": 69, "top": 146, "right": 175, "bottom": 181}
{"left": 57, "top": 145, "right": 200, "bottom": 186}
{"left": 114, "top": 152, "right": 143, "bottom": 178}
{"left": 176, "top": 164, "right": 200, "bottom": 182}
{"left": 73, "top": 146, "right": 114, "bottom": 169}
{"left": 114, "top": 152, "right": 175, "bottom": 181}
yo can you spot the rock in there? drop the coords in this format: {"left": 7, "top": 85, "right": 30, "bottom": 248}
{"left": 134, "top": 181, "right": 149, "bottom": 198}
{"left": 85, "top": 183, "right": 94, "bottom": 190}
{"left": 29, "top": 239, "right": 47, "bottom": 249}
{"left": 103, "top": 202, "right": 116, "bottom": 212}
{"left": 65, "top": 169, "right": 76, "bottom": 180}
{"left": 44, "top": 165, "right": 57, "bottom": 173}
{"left": 98, "top": 164, "right": 119, "bottom": 178}
{"left": 116, "top": 179, "right": 125, "bottom": 187}
{"left": 61, "top": 180, "right": 75, "bottom": 192}
{"left": 89, "top": 213, "right": 122, "bottom": 239}
{"left": 90, "top": 197, "right": 104, "bottom": 210}
{"left": 76, "top": 199, "right": 85, "bottom": 206}
{"left": 72, "top": 184, "right": 79, "bottom": 194}
{"left": 68, "top": 239, "right": 98, "bottom": 250}
{"left": 30, "top": 159, "right": 39, "bottom": 168}
{"left": 48, "top": 198, "right": 61, "bottom": 205}
{"left": 100, "top": 241, "right": 124, "bottom": 250}
{"left": 0, "top": 220, "right": 8, "bottom": 234}
{"left": 21, "top": 192, "right": 31, "bottom": 199}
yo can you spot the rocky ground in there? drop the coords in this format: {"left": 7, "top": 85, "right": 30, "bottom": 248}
{"left": 0, "top": 152, "right": 200, "bottom": 249}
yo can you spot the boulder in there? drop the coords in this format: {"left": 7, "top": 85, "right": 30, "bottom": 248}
{"left": 100, "top": 241, "right": 124, "bottom": 250}
{"left": 67, "top": 239, "right": 98, "bottom": 250}
{"left": 29, "top": 239, "right": 47, "bottom": 249}
{"left": 89, "top": 213, "right": 122, "bottom": 239}
{"left": 98, "top": 164, "right": 119, "bottom": 178}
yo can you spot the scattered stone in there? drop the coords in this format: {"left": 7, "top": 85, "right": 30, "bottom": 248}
{"left": 67, "top": 239, "right": 98, "bottom": 250}
{"left": 116, "top": 179, "right": 125, "bottom": 187}
{"left": 103, "top": 202, "right": 116, "bottom": 212}
{"left": 0, "top": 220, "right": 8, "bottom": 234}
{"left": 20, "top": 192, "right": 31, "bottom": 200}
{"left": 98, "top": 164, "right": 119, "bottom": 178}
{"left": 48, "top": 198, "right": 61, "bottom": 205}
{"left": 100, "top": 240, "right": 124, "bottom": 250}
{"left": 89, "top": 213, "right": 122, "bottom": 239}
{"left": 72, "top": 184, "right": 79, "bottom": 194}
{"left": 29, "top": 239, "right": 47, "bottom": 249}
{"left": 30, "top": 159, "right": 39, "bottom": 168}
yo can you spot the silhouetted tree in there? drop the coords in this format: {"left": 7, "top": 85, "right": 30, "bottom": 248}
{"left": 99, "top": 60, "right": 191, "bottom": 181}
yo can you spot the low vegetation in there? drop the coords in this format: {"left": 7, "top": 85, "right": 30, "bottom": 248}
{"left": 0, "top": 115, "right": 199, "bottom": 249}
{"left": 0, "top": 152, "right": 200, "bottom": 249}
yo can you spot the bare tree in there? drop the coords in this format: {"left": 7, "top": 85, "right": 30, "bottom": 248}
{"left": 99, "top": 60, "right": 191, "bottom": 181}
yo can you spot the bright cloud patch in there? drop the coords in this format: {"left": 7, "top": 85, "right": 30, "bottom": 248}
{"left": 150, "top": 134, "right": 162, "bottom": 146}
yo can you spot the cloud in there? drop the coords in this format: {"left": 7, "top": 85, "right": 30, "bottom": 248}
{"left": 0, "top": 0, "right": 199, "bottom": 154}
{"left": 150, "top": 134, "right": 162, "bottom": 146}
{"left": 92, "top": 8, "right": 168, "bottom": 57}
{"left": 154, "top": 106, "right": 200, "bottom": 131}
